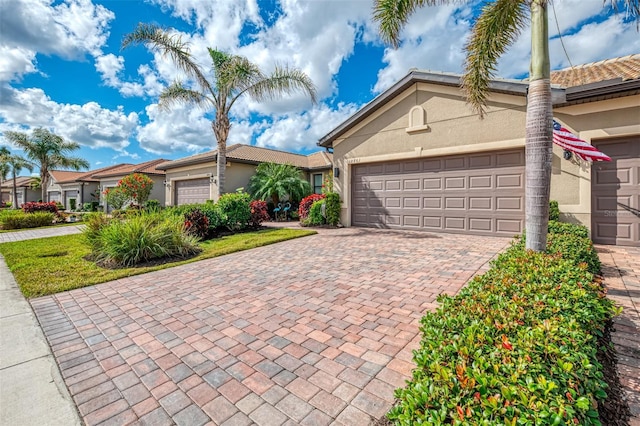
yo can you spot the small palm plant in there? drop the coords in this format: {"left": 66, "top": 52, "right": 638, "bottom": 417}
{"left": 248, "top": 163, "right": 311, "bottom": 207}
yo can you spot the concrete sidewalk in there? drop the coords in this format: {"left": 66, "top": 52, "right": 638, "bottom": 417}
{"left": 0, "top": 254, "right": 81, "bottom": 426}
{"left": 0, "top": 225, "right": 84, "bottom": 244}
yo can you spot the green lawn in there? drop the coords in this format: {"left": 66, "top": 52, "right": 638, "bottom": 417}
{"left": 0, "top": 228, "right": 315, "bottom": 298}
{"left": 0, "top": 221, "right": 81, "bottom": 233}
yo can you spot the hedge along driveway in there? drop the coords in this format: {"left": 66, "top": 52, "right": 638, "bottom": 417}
{"left": 30, "top": 228, "right": 511, "bottom": 426}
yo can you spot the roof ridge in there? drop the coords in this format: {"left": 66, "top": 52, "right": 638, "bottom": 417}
{"left": 229, "top": 143, "right": 307, "bottom": 158}
{"left": 552, "top": 53, "right": 640, "bottom": 72}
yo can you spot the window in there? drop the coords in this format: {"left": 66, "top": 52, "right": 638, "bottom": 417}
{"left": 313, "top": 174, "right": 323, "bottom": 194}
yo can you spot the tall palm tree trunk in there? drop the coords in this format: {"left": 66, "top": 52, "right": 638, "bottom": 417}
{"left": 525, "top": 0, "right": 553, "bottom": 251}
{"left": 12, "top": 171, "right": 19, "bottom": 209}
{"left": 40, "top": 168, "right": 48, "bottom": 202}
{"left": 213, "top": 116, "right": 229, "bottom": 199}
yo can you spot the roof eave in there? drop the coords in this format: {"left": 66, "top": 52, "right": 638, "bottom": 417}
{"left": 157, "top": 154, "right": 218, "bottom": 170}
{"left": 317, "top": 70, "right": 548, "bottom": 148}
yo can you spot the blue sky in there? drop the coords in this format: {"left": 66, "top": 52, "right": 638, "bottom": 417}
{"left": 1, "top": 0, "right": 639, "bottom": 171}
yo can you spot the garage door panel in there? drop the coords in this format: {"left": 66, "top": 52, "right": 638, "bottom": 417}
{"left": 423, "top": 178, "right": 441, "bottom": 190}
{"left": 351, "top": 149, "right": 525, "bottom": 236}
{"left": 592, "top": 136, "right": 639, "bottom": 246}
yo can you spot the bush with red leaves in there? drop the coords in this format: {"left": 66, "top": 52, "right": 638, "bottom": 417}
{"left": 249, "top": 200, "right": 270, "bottom": 227}
{"left": 298, "top": 194, "right": 325, "bottom": 221}
{"left": 22, "top": 201, "right": 58, "bottom": 214}
{"left": 184, "top": 209, "right": 210, "bottom": 239}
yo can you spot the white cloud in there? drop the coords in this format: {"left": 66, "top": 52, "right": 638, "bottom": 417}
{"left": 136, "top": 103, "right": 214, "bottom": 154}
{"left": 0, "top": 85, "right": 138, "bottom": 150}
{"left": 0, "top": 0, "right": 114, "bottom": 81}
{"left": 255, "top": 102, "right": 359, "bottom": 152}
{"left": 95, "top": 54, "right": 164, "bottom": 97}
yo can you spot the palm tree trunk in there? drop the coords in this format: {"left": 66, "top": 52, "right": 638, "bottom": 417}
{"left": 525, "top": 0, "right": 552, "bottom": 252}
{"left": 12, "top": 171, "right": 18, "bottom": 209}
{"left": 213, "top": 116, "right": 229, "bottom": 199}
{"left": 41, "top": 168, "right": 48, "bottom": 202}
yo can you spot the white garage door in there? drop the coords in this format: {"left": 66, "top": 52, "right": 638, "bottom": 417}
{"left": 175, "top": 178, "right": 210, "bottom": 205}
{"left": 351, "top": 149, "right": 525, "bottom": 236}
{"left": 48, "top": 191, "right": 61, "bottom": 203}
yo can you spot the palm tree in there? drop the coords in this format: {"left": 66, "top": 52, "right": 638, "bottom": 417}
{"left": 249, "top": 162, "right": 312, "bottom": 206}
{"left": 122, "top": 23, "right": 317, "bottom": 198}
{"left": 374, "top": 0, "right": 639, "bottom": 251}
{"left": 1, "top": 147, "right": 11, "bottom": 206}
{"left": 7, "top": 154, "right": 33, "bottom": 209}
{"left": 4, "top": 128, "right": 89, "bottom": 201}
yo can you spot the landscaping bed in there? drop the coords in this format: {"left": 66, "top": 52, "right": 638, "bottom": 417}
{"left": 383, "top": 221, "right": 627, "bottom": 425}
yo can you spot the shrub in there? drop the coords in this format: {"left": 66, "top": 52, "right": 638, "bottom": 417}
{"left": 184, "top": 209, "right": 210, "bottom": 239}
{"left": 83, "top": 213, "right": 112, "bottom": 247}
{"left": 549, "top": 200, "right": 560, "bottom": 221}
{"left": 306, "top": 200, "right": 325, "bottom": 225}
{"left": 0, "top": 211, "right": 55, "bottom": 229}
{"left": 104, "top": 186, "right": 129, "bottom": 210}
{"left": 69, "top": 199, "right": 77, "bottom": 211}
{"left": 388, "top": 232, "right": 614, "bottom": 425}
{"left": 298, "top": 194, "right": 325, "bottom": 221}
{"left": 249, "top": 200, "right": 270, "bottom": 228}
{"left": 22, "top": 201, "right": 58, "bottom": 214}
{"left": 118, "top": 173, "right": 154, "bottom": 205}
{"left": 55, "top": 202, "right": 64, "bottom": 211}
{"left": 548, "top": 219, "right": 590, "bottom": 238}
{"left": 145, "top": 199, "right": 161, "bottom": 212}
{"left": 166, "top": 203, "right": 223, "bottom": 232}
{"left": 325, "top": 192, "right": 340, "bottom": 226}
{"left": 217, "top": 191, "right": 251, "bottom": 231}
{"left": 85, "top": 212, "right": 201, "bottom": 267}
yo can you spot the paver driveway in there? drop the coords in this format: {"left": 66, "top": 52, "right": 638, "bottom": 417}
{"left": 31, "top": 228, "right": 510, "bottom": 426}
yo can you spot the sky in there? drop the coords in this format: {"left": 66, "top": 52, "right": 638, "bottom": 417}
{"left": 1, "top": 0, "right": 639, "bottom": 171}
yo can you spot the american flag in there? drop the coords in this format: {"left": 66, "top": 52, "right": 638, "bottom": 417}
{"left": 552, "top": 120, "right": 611, "bottom": 162}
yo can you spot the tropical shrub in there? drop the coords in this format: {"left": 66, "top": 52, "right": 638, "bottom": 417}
{"left": 548, "top": 219, "right": 590, "bottom": 238}
{"left": 145, "top": 199, "right": 161, "bottom": 212}
{"left": 83, "top": 213, "right": 112, "bottom": 247}
{"left": 0, "top": 211, "right": 55, "bottom": 229}
{"left": 298, "top": 194, "right": 325, "bottom": 221}
{"left": 306, "top": 200, "right": 325, "bottom": 226}
{"left": 321, "top": 173, "right": 333, "bottom": 194}
{"left": 325, "top": 192, "right": 340, "bottom": 226}
{"left": 549, "top": 199, "right": 560, "bottom": 221}
{"left": 388, "top": 231, "right": 614, "bottom": 425}
{"left": 249, "top": 200, "right": 270, "bottom": 228}
{"left": 217, "top": 191, "right": 251, "bottom": 231}
{"left": 248, "top": 162, "right": 311, "bottom": 205}
{"left": 166, "top": 203, "right": 223, "bottom": 232}
{"left": 118, "top": 173, "right": 154, "bottom": 205}
{"left": 104, "top": 186, "right": 129, "bottom": 210}
{"left": 184, "top": 209, "right": 210, "bottom": 239}
{"left": 85, "top": 212, "right": 200, "bottom": 267}
{"left": 22, "top": 201, "right": 58, "bottom": 214}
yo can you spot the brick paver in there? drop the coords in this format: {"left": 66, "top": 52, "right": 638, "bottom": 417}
{"left": 0, "top": 224, "right": 83, "bottom": 243}
{"left": 597, "top": 245, "right": 640, "bottom": 425}
{"left": 31, "top": 227, "right": 510, "bottom": 425}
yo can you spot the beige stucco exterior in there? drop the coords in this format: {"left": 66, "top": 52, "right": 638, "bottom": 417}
{"left": 99, "top": 175, "right": 166, "bottom": 211}
{"left": 330, "top": 81, "right": 640, "bottom": 231}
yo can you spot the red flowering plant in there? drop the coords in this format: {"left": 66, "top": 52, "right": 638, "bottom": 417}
{"left": 117, "top": 173, "right": 154, "bottom": 206}
{"left": 249, "top": 200, "right": 270, "bottom": 227}
{"left": 298, "top": 193, "right": 325, "bottom": 221}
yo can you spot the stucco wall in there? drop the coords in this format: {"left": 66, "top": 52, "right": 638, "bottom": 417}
{"left": 331, "top": 84, "right": 640, "bottom": 230}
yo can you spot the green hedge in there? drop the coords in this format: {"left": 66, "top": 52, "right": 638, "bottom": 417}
{"left": 325, "top": 192, "right": 340, "bottom": 226}
{"left": 0, "top": 211, "right": 55, "bottom": 229}
{"left": 388, "top": 222, "right": 613, "bottom": 425}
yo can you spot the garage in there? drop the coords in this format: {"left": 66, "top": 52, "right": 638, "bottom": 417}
{"left": 351, "top": 149, "right": 525, "bottom": 236}
{"left": 48, "top": 191, "right": 61, "bottom": 203}
{"left": 64, "top": 190, "right": 78, "bottom": 210}
{"left": 591, "top": 136, "right": 639, "bottom": 246}
{"left": 175, "top": 178, "right": 210, "bottom": 205}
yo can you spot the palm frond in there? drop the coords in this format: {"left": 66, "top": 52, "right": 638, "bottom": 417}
{"left": 232, "top": 65, "right": 317, "bottom": 109}
{"left": 373, "top": 0, "right": 445, "bottom": 47}
{"left": 158, "top": 82, "right": 211, "bottom": 111}
{"left": 607, "top": 0, "right": 640, "bottom": 27}
{"left": 122, "top": 23, "right": 214, "bottom": 96}
{"left": 462, "top": 0, "right": 528, "bottom": 117}
{"left": 51, "top": 154, "right": 89, "bottom": 171}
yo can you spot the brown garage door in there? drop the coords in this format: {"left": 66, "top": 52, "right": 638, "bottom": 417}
{"left": 352, "top": 149, "right": 525, "bottom": 236}
{"left": 592, "top": 136, "right": 639, "bottom": 246}
{"left": 175, "top": 178, "right": 210, "bottom": 205}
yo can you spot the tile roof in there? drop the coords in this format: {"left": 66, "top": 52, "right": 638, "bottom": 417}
{"left": 0, "top": 176, "right": 38, "bottom": 188}
{"left": 550, "top": 54, "right": 640, "bottom": 88}
{"left": 91, "top": 159, "right": 168, "bottom": 178}
{"left": 50, "top": 164, "right": 131, "bottom": 184}
{"left": 158, "top": 144, "right": 333, "bottom": 171}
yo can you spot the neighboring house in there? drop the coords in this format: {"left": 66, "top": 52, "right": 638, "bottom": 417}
{"left": 319, "top": 54, "right": 639, "bottom": 247}
{"left": 48, "top": 164, "right": 127, "bottom": 209}
{"left": 0, "top": 176, "right": 40, "bottom": 206}
{"left": 91, "top": 159, "right": 168, "bottom": 211}
{"left": 157, "top": 144, "right": 333, "bottom": 205}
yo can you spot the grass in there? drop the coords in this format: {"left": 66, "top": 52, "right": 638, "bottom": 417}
{"left": 0, "top": 228, "right": 316, "bottom": 298}
{"left": 0, "top": 221, "right": 81, "bottom": 233}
